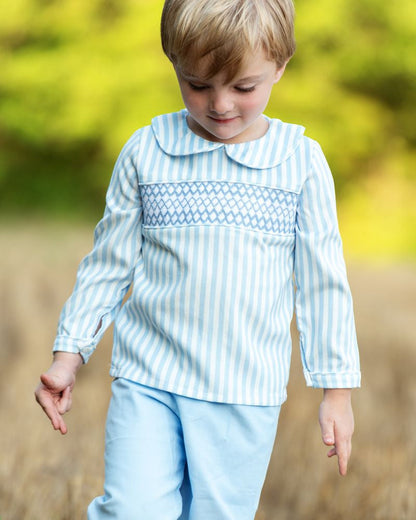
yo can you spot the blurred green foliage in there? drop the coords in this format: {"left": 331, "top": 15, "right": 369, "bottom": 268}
{"left": 0, "top": 0, "right": 415, "bottom": 259}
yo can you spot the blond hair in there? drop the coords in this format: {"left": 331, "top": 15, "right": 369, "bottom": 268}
{"left": 161, "top": 0, "right": 296, "bottom": 81}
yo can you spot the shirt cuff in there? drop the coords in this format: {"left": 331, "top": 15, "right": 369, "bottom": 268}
{"left": 53, "top": 335, "right": 96, "bottom": 364}
{"left": 303, "top": 370, "right": 361, "bottom": 389}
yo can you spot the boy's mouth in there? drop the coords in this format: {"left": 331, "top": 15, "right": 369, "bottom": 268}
{"left": 209, "top": 116, "right": 237, "bottom": 124}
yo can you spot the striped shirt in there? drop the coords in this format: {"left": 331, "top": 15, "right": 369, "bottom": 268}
{"left": 53, "top": 109, "right": 361, "bottom": 405}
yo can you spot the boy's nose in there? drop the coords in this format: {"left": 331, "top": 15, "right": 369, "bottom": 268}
{"left": 209, "top": 91, "right": 233, "bottom": 114}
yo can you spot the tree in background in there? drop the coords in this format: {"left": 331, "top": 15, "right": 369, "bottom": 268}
{"left": 0, "top": 0, "right": 414, "bottom": 258}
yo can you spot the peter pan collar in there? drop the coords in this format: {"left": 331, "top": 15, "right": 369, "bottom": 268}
{"left": 151, "top": 109, "right": 305, "bottom": 169}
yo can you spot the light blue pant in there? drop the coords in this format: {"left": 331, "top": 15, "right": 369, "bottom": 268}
{"left": 88, "top": 378, "right": 280, "bottom": 520}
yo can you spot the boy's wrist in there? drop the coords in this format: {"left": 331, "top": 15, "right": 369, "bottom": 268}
{"left": 323, "top": 388, "right": 352, "bottom": 402}
{"left": 52, "top": 351, "right": 84, "bottom": 372}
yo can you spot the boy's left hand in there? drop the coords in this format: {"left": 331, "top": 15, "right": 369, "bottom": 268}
{"left": 319, "top": 388, "right": 354, "bottom": 476}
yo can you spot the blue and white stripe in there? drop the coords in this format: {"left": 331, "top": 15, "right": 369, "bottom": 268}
{"left": 53, "top": 110, "right": 360, "bottom": 405}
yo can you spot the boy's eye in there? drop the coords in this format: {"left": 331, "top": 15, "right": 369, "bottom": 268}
{"left": 187, "top": 82, "right": 256, "bottom": 93}
{"left": 188, "top": 82, "right": 208, "bottom": 91}
{"left": 235, "top": 86, "right": 256, "bottom": 93}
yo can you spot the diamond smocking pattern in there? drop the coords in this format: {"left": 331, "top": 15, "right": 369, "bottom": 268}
{"left": 141, "top": 181, "right": 298, "bottom": 235}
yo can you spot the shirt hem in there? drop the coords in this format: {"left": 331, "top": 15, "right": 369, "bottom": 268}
{"left": 110, "top": 366, "right": 288, "bottom": 407}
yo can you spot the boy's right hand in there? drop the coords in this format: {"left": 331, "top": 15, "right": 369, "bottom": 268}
{"left": 34, "top": 352, "right": 83, "bottom": 435}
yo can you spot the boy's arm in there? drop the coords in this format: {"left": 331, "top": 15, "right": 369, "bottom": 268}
{"left": 319, "top": 388, "right": 354, "bottom": 476}
{"left": 36, "top": 132, "right": 143, "bottom": 432}
{"left": 52, "top": 130, "right": 143, "bottom": 363}
{"left": 34, "top": 352, "right": 83, "bottom": 434}
{"left": 294, "top": 141, "right": 360, "bottom": 474}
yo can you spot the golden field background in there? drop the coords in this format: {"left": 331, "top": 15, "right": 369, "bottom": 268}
{"left": 0, "top": 222, "right": 415, "bottom": 519}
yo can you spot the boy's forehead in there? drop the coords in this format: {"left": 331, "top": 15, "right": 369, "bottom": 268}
{"left": 178, "top": 48, "right": 273, "bottom": 81}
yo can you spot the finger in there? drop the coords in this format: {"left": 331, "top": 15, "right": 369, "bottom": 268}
{"left": 326, "top": 442, "right": 348, "bottom": 475}
{"left": 323, "top": 434, "right": 335, "bottom": 446}
{"left": 57, "top": 386, "right": 72, "bottom": 415}
{"left": 46, "top": 404, "right": 68, "bottom": 434}
{"left": 35, "top": 388, "right": 68, "bottom": 434}
{"left": 38, "top": 393, "right": 59, "bottom": 423}
{"left": 337, "top": 451, "right": 348, "bottom": 476}
{"left": 57, "top": 416, "right": 68, "bottom": 435}
{"left": 334, "top": 436, "right": 351, "bottom": 476}
{"left": 327, "top": 447, "right": 337, "bottom": 458}
{"left": 320, "top": 421, "right": 335, "bottom": 447}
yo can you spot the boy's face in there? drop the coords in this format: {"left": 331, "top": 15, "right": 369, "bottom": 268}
{"left": 175, "top": 49, "right": 286, "bottom": 144}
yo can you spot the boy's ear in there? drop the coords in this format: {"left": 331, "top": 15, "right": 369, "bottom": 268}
{"left": 273, "top": 61, "right": 288, "bottom": 84}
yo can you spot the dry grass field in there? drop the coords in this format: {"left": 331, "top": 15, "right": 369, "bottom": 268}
{"left": 1, "top": 222, "right": 415, "bottom": 520}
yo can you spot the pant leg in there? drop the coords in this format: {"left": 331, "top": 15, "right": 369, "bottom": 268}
{"left": 177, "top": 397, "right": 280, "bottom": 520}
{"left": 88, "top": 378, "right": 186, "bottom": 520}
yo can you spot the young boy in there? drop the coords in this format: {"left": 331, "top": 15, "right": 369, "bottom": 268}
{"left": 35, "top": 0, "right": 361, "bottom": 518}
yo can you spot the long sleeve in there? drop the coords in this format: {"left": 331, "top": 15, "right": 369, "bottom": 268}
{"left": 294, "top": 141, "right": 361, "bottom": 388}
{"left": 53, "top": 131, "right": 143, "bottom": 363}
